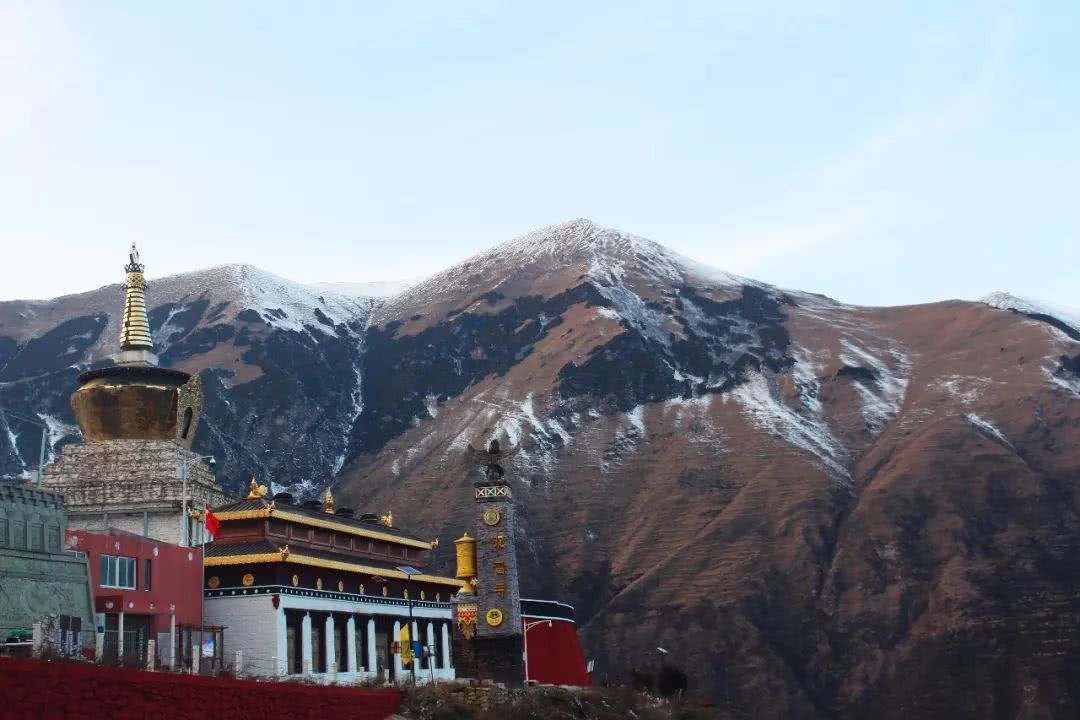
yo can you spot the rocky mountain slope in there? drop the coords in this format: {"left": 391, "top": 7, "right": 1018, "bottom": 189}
{"left": 2, "top": 219, "right": 1078, "bottom": 717}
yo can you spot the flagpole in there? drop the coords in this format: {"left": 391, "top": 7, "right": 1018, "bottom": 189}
{"left": 200, "top": 503, "right": 206, "bottom": 674}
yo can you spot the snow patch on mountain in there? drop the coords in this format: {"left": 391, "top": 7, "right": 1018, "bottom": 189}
{"left": 173, "top": 264, "right": 369, "bottom": 336}
{"left": 791, "top": 346, "right": 827, "bottom": 415}
{"left": 377, "top": 219, "right": 757, "bottom": 323}
{"left": 981, "top": 292, "right": 1080, "bottom": 340}
{"left": 730, "top": 371, "right": 848, "bottom": 478}
{"left": 965, "top": 413, "right": 1014, "bottom": 449}
{"left": 933, "top": 375, "right": 992, "bottom": 405}
{"left": 1045, "top": 366, "right": 1080, "bottom": 398}
{"left": 839, "top": 339, "right": 911, "bottom": 432}
{"left": 40, "top": 414, "right": 78, "bottom": 460}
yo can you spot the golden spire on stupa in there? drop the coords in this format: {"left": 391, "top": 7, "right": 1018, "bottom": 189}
{"left": 324, "top": 487, "right": 335, "bottom": 514}
{"left": 117, "top": 242, "right": 158, "bottom": 367}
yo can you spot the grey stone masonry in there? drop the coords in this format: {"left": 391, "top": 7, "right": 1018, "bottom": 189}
{"left": 42, "top": 439, "right": 228, "bottom": 546}
{"left": 473, "top": 482, "right": 522, "bottom": 640}
{"left": 0, "top": 484, "right": 96, "bottom": 646}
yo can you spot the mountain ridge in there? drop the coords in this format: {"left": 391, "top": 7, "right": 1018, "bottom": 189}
{"left": 1, "top": 221, "right": 1079, "bottom": 716}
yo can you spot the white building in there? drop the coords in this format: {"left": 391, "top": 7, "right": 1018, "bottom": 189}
{"left": 202, "top": 488, "right": 462, "bottom": 684}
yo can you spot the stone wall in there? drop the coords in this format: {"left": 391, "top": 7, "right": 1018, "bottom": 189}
{"left": 42, "top": 439, "right": 228, "bottom": 546}
{"left": 453, "top": 634, "right": 523, "bottom": 688}
{"left": 0, "top": 656, "right": 401, "bottom": 720}
{"left": 203, "top": 594, "right": 281, "bottom": 677}
{"left": 0, "top": 485, "right": 95, "bottom": 644}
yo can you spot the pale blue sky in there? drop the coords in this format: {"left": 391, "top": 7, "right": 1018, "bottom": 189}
{"left": 1, "top": 1, "right": 1077, "bottom": 307}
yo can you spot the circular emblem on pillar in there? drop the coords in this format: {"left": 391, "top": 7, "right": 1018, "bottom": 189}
{"left": 485, "top": 608, "right": 504, "bottom": 627}
{"left": 316, "top": 577, "right": 323, "bottom": 590}
{"left": 382, "top": 585, "right": 388, "bottom": 597}
{"left": 291, "top": 574, "right": 299, "bottom": 587}
{"left": 420, "top": 590, "right": 426, "bottom": 601}
{"left": 241, "top": 573, "right": 254, "bottom": 587}
{"left": 360, "top": 584, "right": 365, "bottom": 595}
{"left": 403, "top": 588, "right": 409, "bottom": 599}
{"left": 338, "top": 580, "right": 344, "bottom": 592}
{"left": 207, "top": 576, "right": 220, "bottom": 589}
{"left": 482, "top": 508, "right": 501, "bottom": 526}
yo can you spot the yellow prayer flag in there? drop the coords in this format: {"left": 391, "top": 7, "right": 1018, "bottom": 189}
{"left": 400, "top": 624, "right": 413, "bottom": 665}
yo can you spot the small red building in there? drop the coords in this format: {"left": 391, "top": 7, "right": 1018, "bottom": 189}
{"left": 521, "top": 599, "right": 591, "bottom": 686}
{"left": 66, "top": 528, "right": 203, "bottom": 666}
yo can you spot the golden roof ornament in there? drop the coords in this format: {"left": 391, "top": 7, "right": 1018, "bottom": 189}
{"left": 379, "top": 511, "right": 393, "bottom": 527}
{"left": 246, "top": 477, "right": 268, "bottom": 500}
{"left": 324, "top": 487, "right": 335, "bottom": 514}
{"left": 117, "top": 242, "right": 158, "bottom": 367}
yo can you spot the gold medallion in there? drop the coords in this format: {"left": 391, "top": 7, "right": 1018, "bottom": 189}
{"left": 482, "top": 508, "right": 501, "bottom": 526}
{"left": 485, "top": 608, "right": 504, "bottom": 627}
{"left": 241, "top": 573, "right": 254, "bottom": 587}
{"left": 207, "top": 576, "right": 220, "bottom": 589}
{"left": 291, "top": 574, "right": 299, "bottom": 587}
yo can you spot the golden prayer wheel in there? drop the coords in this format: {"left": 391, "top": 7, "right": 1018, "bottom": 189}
{"left": 455, "top": 532, "right": 477, "bottom": 581}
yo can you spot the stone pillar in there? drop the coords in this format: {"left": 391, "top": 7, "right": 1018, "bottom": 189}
{"left": 426, "top": 622, "right": 436, "bottom": 670}
{"left": 346, "top": 616, "right": 357, "bottom": 674}
{"left": 392, "top": 620, "right": 402, "bottom": 679}
{"left": 275, "top": 605, "right": 288, "bottom": 677}
{"left": 366, "top": 617, "right": 377, "bottom": 675}
{"left": 325, "top": 614, "right": 336, "bottom": 678}
{"left": 301, "top": 613, "right": 313, "bottom": 675}
{"left": 441, "top": 622, "right": 451, "bottom": 670}
{"left": 118, "top": 611, "right": 125, "bottom": 662}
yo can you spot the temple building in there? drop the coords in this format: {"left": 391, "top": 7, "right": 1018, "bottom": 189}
{"left": 202, "top": 483, "right": 463, "bottom": 683}
{"left": 43, "top": 244, "right": 226, "bottom": 545}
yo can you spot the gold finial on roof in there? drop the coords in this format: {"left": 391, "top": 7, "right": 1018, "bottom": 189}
{"left": 379, "top": 511, "right": 393, "bottom": 527}
{"left": 324, "top": 487, "right": 335, "bottom": 514}
{"left": 246, "top": 477, "right": 268, "bottom": 500}
{"left": 119, "top": 242, "right": 155, "bottom": 360}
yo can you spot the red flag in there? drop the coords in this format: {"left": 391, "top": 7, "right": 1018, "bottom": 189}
{"left": 204, "top": 505, "right": 221, "bottom": 538}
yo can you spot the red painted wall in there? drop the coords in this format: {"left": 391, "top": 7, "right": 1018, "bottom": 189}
{"left": 522, "top": 616, "right": 591, "bottom": 686}
{"left": 0, "top": 657, "right": 400, "bottom": 720}
{"left": 67, "top": 529, "right": 203, "bottom": 634}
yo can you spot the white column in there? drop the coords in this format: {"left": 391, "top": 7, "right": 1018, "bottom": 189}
{"left": 169, "top": 613, "right": 176, "bottom": 669}
{"left": 411, "top": 621, "right": 420, "bottom": 672}
{"left": 440, "top": 622, "right": 451, "bottom": 670}
{"left": 346, "top": 616, "right": 357, "bottom": 674}
{"left": 301, "top": 613, "right": 313, "bottom": 675}
{"left": 275, "top": 605, "right": 288, "bottom": 677}
{"left": 366, "top": 618, "right": 377, "bottom": 675}
{"left": 118, "top": 611, "right": 125, "bottom": 662}
{"left": 425, "top": 623, "right": 435, "bottom": 671}
{"left": 325, "top": 614, "right": 337, "bottom": 678}
{"left": 392, "top": 620, "right": 402, "bottom": 679}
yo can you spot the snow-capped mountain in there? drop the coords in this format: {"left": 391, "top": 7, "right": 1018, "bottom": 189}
{"left": 2, "top": 219, "right": 1079, "bottom": 717}
{"left": 0, "top": 263, "right": 372, "bottom": 490}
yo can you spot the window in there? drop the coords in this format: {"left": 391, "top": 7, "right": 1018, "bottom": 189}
{"left": 47, "top": 526, "right": 60, "bottom": 552}
{"left": 12, "top": 521, "right": 25, "bottom": 549}
{"left": 100, "top": 554, "right": 137, "bottom": 589}
{"left": 268, "top": 520, "right": 288, "bottom": 536}
{"left": 0, "top": 518, "right": 7, "bottom": 547}
{"left": 30, "top": 523, "right": 43, "bottom": 551}
{"left": 144, "top": 559, "right": 152, "bottom": 591}
{"left": 68, "top": 550, "right": 88, "bottom": 561}
{"left": 180, "top": 407, "right": 193, "bottom": 439}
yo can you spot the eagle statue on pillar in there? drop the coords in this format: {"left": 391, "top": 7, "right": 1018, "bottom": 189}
{"left": 465, "top": 438, "right": 520, "bottom": 484}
